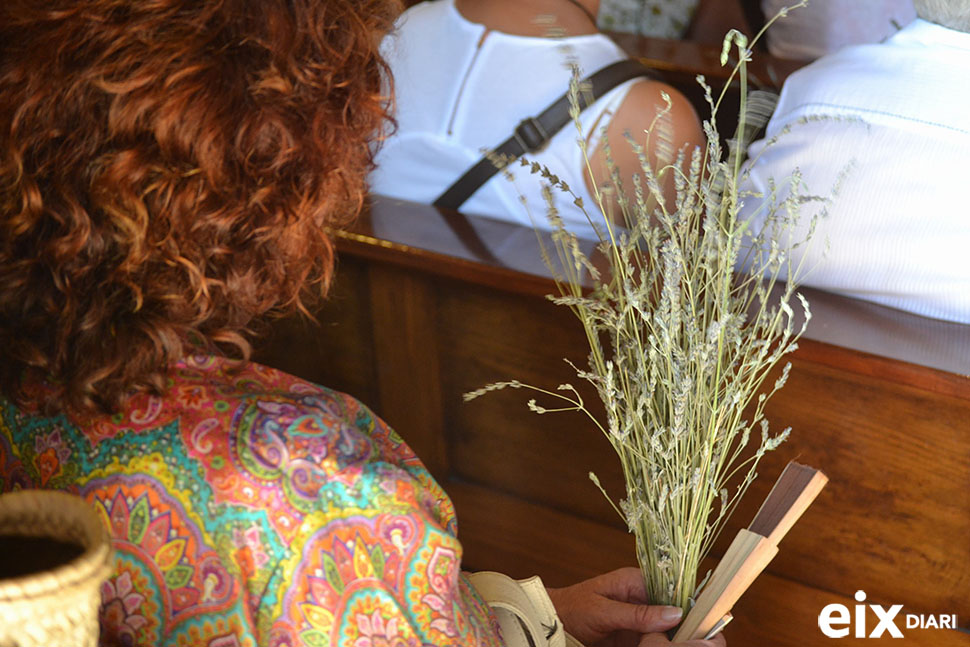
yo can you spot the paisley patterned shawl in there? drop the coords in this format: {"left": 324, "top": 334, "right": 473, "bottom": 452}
{"left": 0, "top": 355, "right": 502, "bottom": 647}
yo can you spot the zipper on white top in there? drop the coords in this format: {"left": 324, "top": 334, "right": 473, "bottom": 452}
{"left": 446, "top": 28, "right": 491, "bottom": 136}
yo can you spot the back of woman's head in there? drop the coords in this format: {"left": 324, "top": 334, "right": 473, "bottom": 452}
{"left": 0, "top": 0, "right": 400, "bottom": 415}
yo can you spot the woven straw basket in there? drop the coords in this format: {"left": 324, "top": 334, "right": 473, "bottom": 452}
{"left": 0, "top": 490, "right": 113, "bottom": 647}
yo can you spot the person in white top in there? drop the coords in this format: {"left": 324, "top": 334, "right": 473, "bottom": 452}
{"left": 761, "top": 0, "right": 916, "bottom": 61}
{"left": 740, "top": 0, "right": 970, "bottom": 324}
{"left": 370, "top": 0, "right": 702, "bottom": 235}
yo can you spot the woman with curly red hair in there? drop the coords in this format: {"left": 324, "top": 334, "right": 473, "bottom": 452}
{"left": 0, "top": 2, "right": 724, "bottom": 646}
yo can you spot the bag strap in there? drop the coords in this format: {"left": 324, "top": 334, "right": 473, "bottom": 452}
{"left": 433, "top": 59, "right": 651, "bottom": 211}
{"left": 468, "top": 571, "right": 584, "bottom": 647}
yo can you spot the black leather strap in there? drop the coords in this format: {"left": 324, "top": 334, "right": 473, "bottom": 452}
{"left": 433, "top": 59, "right": 651, "bottom": 211}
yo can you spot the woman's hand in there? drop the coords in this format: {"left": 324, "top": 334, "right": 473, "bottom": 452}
{"left": 545, "top": 567, "right": 727, "bottom": 647}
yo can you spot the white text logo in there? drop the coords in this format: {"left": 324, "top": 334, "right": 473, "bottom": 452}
{"left": 818, "top": 590, "right": 958, "bottom": 638}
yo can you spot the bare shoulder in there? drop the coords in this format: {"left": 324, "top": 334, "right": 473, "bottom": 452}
{"left": 586, "top": 78, "right": 704, "bottom": 219}
{"left": 606, "top": 79, "right": 703, "bottom": 152}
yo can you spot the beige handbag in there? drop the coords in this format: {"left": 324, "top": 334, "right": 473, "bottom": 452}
{"left": 468, "top": 571, "right": 584, "bottom": 647}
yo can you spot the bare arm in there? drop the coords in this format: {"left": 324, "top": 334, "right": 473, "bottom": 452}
{"left": 585, "top": 79, "right": 705, "bottom": 225}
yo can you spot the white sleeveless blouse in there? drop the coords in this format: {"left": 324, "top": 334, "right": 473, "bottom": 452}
{"left": 370, "top": 0, "right": 637, "bottom": 235}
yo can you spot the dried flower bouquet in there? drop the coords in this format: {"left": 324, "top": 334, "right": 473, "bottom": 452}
{"left": 466, "top": 8, "right": 823, "bottom": 612}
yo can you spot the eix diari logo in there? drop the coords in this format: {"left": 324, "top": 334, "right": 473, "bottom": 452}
{"left": 818, "top": 590, "right": 959, "bottom": 638}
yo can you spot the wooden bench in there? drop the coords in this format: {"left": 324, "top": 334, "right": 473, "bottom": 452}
{"left": 255, "top": 197, "right": 970, "bottom": 646}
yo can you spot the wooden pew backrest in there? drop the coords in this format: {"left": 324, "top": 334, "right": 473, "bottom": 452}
{"left": 255, "top": 197, "right": 970, "bottom": 646}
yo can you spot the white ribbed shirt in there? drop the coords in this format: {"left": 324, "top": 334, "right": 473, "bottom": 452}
{"left": 369, "top": 0, "right": 636, "bottom": 235}
{"left": 740, "top": 19, "right": 970, "bottom": 324}
{"left": 761, "top": 0, "right": 916, "bottom": 60}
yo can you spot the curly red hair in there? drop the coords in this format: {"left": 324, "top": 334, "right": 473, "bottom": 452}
{"left": 0, "top": 0, "right": 400, "bottom": 414}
